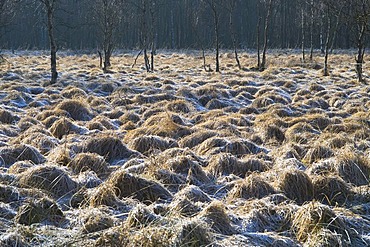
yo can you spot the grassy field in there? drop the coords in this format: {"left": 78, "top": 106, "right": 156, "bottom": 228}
{"left": 0, "top": 50, "right": 369, "bottom": 246}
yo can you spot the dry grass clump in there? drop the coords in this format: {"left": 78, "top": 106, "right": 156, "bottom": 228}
{"left": 207, "top": 153, "right": 269, "bottom": 178}
{"left": 81, "top": 209, "right": 114, "bottom": 233}
{"left": 278, "top": 169, "right": 314, "bottom": 204}
{"left": 303, "top": 145, "right": 334, "bottom": 164}
{"left": 68, "top": 152, "right": 109, "bottom": 178}
{"left": 17, "top": 129, "right": 58, "bottom": 154}
{"left": 86, "top": 121, "right": 105, "bottom": 131}
{"left": 61, "top": 86, "right": 87, "bottom": 99}
{"left": 120, "top": 121, "right": 137, "bottom": 131}
{"left": 104, "top": 109, "right": 124, "bottom": 119}
{"left": 174, "top": 185, "right": 211, "bottom": 203}
{"left": 105, "top": 224, "right": 174, "bottom": 247}
{"left": 239, "top": 106, "right": 260, "bottom": 115}
{"left": 88, "top": 183, "right": 123, "bottom": 208}
{"left": 55, "top": 99, "right": 93, "bottom": 121}
{"left": 303, "top": 98, "right": 330, "bottom": 110}
{"left": 165, "top": 99, "right": 193, "bottom": 113}
{"left": 126, "top": 205, "right": 158, "bottom": 229}
{"left": 128, "top": 135, "right": 177, "bottom": 155}
{"left": 197, "top": 119, "right": 240, "bottom": 136}
{"left": 206, "top": 98, "right": 231, "bottom": 110}
{"left": 165, "top": 155, "right": 210, "bottom": 184}
{"left": 36, "top": 109, "right": 69, "bottom": 121}
{"left": 7, "top": 160, "right": 34, "bottom": 174}
{"left": 83, "top": 135, "right": 138, "bottom": 163}
{"left": 325, "top": 134, "right": 348, "bottom": 149}
{"left": 0, "top": 125, "right": 18, "bottom": 138}
{"left": 88, "top": 116, "right": 118, "bottom": 130}
{"left": 118, "top": 111, "right": 141, "bottom": 124}
{"left": 228, "top": 173, "right": 275, "bottom": 200}
{"left": 254, "top": 112, "right": 287, "bottom": 128}
{"left": 292, "top": 201, "right": 349, "bottom": 244}
{"left": 150, "top": 168, "right": 187, "bottom": 191}
{"left": 49, "top": 118, "right": 73, "bottom": 139}
{"left": 17, "top": 116, "right": 40, "bottom": 131}
{"left": 191, "top": 109, "right": 225, "bottom": 124}
{"left": 198, "top": 201, "right": 236, "bottom": 235}
{"left": 0, "top": 203, "right": 16, "bottom": 220}
{"left": 266, "top": 104, "right": 294, "bottom": 118}
{"left": 289, "top": 113, "right": 331, "bottom": 131}
{"left": 15, "top": 197, "right": 64, "bottom": 225}
{"left": 0, "top": 109, "right": 19, "bottom": 124}
{"left": 325, "top": 122, "right": 364, "bottom": 135}
{"left": 260, "top": 124, "right": 285, "bottom": 144}
{"left": 0, "top": 232, "right": 28, "bottom": 247}
{"left": 234, "top": 199, "right": 293, "bottom": 233}
{"left": 251, "top": 96, "right": 275, "bottom": 108}
{"left": 206, "top": 153, "right": 243, "bottom": 178}
{"left": 307, "top": 158, "right": 337, "bottom": 176}
{"left": 0, "top": 144, "right": 45, "bottom": 167}
{"left": 196, "top": 137, "right": 263, "bottom": 156}
{"left": 42, "top": 115, "right": 60, "bottom": 129}
{"left": 18, "top": 165, "right": 77, "bottom": 197}
{"left": 305, "top": 228, "right": 344, "bottom": 247}
{"left": 133, "top": 92, "right": 177, "bottom": 105}
{"left": 109, "top": 170, "right": 172, "bottom": 204}
{"left": 178, "top": 129, "right": 217, "bottom": 149}
{"left": 169, "top": 198, "right": 201, "bottom": 217}
{"left": 47, "top": 145, "right": 71, "bottom": 166}
{"left": 12, "top": 131, "right": 58, "bottom": 155}
{"left": 173, "top": 220, "right": 213, "bottom": 246}
{"left": 88, "top": 96, "right": 111, "bottom": 110}
{"left": 222, "top": 113, "right": 253, "bottom": 127}
{"left": 336, "top": 151, "right": 370, "bottom": 186}
{"left": 125, "top": 112, "right": 192, "bottom": 140}
{"left": 285, "top": 122, "right": 319, "bottom": 144}
{"left": 313, "top": 175, "right": 352, "bottom": 205}
{"left": 0, "top": 184, "right": 20, "bottom": 203}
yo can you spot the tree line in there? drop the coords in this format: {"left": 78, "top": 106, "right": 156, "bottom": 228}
{"left": 1, "top": 0, "right": 370, "bottom": 83}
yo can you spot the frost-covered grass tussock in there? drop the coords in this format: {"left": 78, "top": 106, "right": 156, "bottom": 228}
{"left": 0, "top": 50, "right": 370, "bottom": 246}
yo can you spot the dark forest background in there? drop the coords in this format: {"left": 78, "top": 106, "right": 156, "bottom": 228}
{"left": 0, "top": 0, "right": 358, "bottom": 51}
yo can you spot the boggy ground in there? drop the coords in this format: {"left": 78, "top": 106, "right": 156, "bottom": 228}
{"left": 0, "top": 50, "right": 369, "bottom": 246}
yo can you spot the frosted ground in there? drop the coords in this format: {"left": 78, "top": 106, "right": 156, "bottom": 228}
{"left": 0, "top": 50, "right": 370, "bottom": 246}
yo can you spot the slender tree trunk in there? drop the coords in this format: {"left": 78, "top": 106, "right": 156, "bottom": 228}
{"left": 260, "top": 0, "right": 273, "bottom": 71}
{"left": 46, "top": 3, "right": 57, "bottom": 84}
{"left": 144, "top": 48, "right": 150, "bottom": 72}
{"left": 202, "top": 48, "right": 208, "bottom": 72}
{"left": 309, "top": 0, "right": 314, "bottom": 60}
{"left": 132, "top": 49, "right": 142, "bottom": 68}
{"left": 330, "top": 8, "right": 343, "bottom": 53}
{"left": 98, "top": 50, "right": 103, "bottom": 68}
{"left": 141, "top": 0, "right": 150, "bottom": 72}
{"left": 320, "top": 16, "right": 325, "bottom": 54}
{"left": 323, "top": 8, "right": 331, "bottom": 76}
{"left": 229, "top": 8, "right": 241, "bottom": 69}
{"left": 103, "top": 47, "right": 112, "bottom": 73}
{"left": 301, "top": 8, "right": 305, "bottom": 63}
{"left": 356, "top": 24, "right": 366, "bottom": 83}
{"left": 257, "top": 15, "right": 261, "bottom": 69}
{"left": 151, "top": 47, "right": 154, "bottom": 72}
{"left": 150, "top": 4, "right": 156, "bottom": 72}
{"left": 170, "top": 9, "right": 175, "bottom": 49}
{"left": 103, "top": 27, "right": 113, "bottom": 73}
{"left": 214, "top": 10, "right": 220, "bottom": 72}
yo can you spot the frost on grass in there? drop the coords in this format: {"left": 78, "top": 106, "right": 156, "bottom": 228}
{"left": 0, "top": 51, "right": 370, "bottom": 246}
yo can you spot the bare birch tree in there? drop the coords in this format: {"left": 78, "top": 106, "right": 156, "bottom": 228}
{"left": 202, "top": 0, "right": 222, "bottom": 72}
{"left": 38, "top": 0, "right": 58, "bottom": 84}
{"left": 257, "top": 0, "right": 274, "bottom": 71}
{"left": 225, "top": 0, "right": 241, "bottom": 69}
{"left": 93, "top": 0, "right": 124, "bottom": 73}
